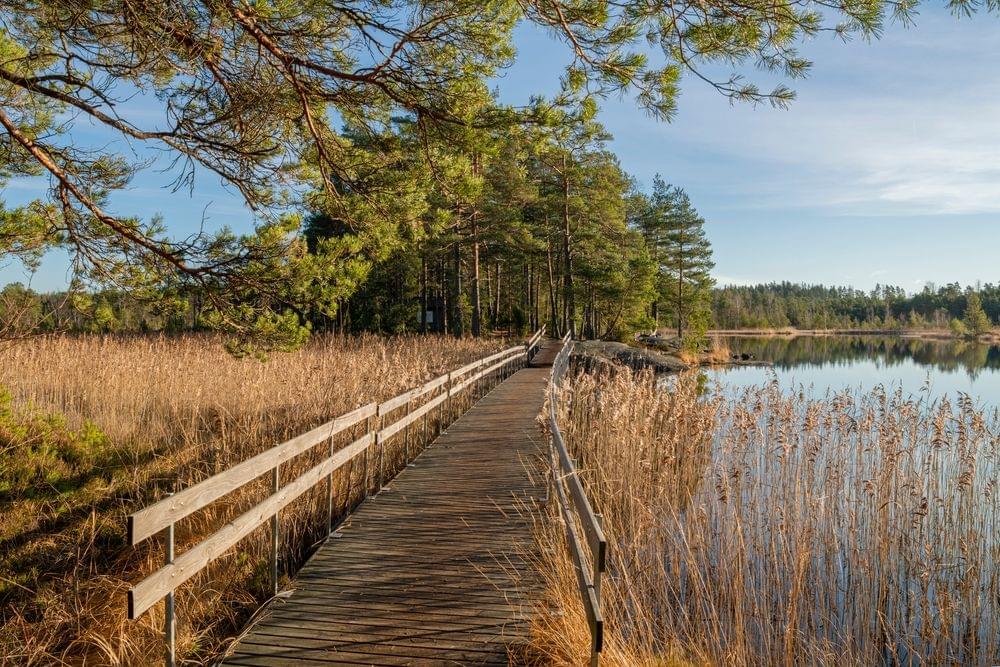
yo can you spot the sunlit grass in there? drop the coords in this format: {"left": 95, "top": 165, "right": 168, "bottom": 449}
{"left": 0, "top": 333, "right": 498, "bottom": 665}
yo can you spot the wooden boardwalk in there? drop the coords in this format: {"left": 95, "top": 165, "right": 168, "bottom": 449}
{"left": 221, "top": 341, "right": 560, "bottom": 667}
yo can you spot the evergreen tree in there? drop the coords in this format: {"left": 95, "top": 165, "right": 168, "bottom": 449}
{"left": 641, "top": 176, "right": 715, "bottom": 338}
{"left": 963, "top": 292, "right": 992, "bottom": 337}
{"left": 1, "top": 0, "right": 975, "bottom": 349}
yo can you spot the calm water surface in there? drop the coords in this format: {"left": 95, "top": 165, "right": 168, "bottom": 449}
{"left": 711, "top": 335, "right": 1000, "bottom": 405}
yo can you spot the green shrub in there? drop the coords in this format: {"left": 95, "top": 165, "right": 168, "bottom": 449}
{"left": 0, "top": 387, "right": 110, "bottom": 499}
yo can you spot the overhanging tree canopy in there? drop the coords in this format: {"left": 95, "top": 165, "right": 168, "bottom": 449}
{"left": 0, "top": 0, "right": 971, "bottom": 348}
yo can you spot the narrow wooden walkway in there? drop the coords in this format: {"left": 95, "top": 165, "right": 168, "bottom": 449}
{"left": 222, "top": 341, "right": 560, "bottom": 666}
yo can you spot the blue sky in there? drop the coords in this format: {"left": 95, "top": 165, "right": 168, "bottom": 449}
{"left": 3, "top": 6, "right": 999, "bottom": 292}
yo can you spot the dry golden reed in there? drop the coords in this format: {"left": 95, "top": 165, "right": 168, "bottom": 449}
{"left": 534, "top": 367, "right": 1000, "bottom": 666}
{"left": 0, "top": 332, "right": 498, "bottom": 666}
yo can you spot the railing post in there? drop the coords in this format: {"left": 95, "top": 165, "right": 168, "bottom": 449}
{"left": 362, "top": 416, "right": 371, "bottom": 500}
{"left": 164, "top": 495, "right": 175, "bottom": 667}
{"left": 403, "top": 398, "right": 411, "bottom": 462}
{"left": 270, "top": 464, "right": 280, "bottom": 596}
{"left": 446, "top": 371, "right": 453, "bottom": 425}
{"left": 376, "top": 406, "right": 385, "bottom": 493}
{"left": 438, "top": 379, "right": 446, "bottom": 435}
{"left": 326, "top": 435, "right": 335, "bottom": 534}
{"left": 422, "top": 410, "right": 428, "bottom": 457}
{"left": 593, "top": 513, "right": 604, "bottom": 605}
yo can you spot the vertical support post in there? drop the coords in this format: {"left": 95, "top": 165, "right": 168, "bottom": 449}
{"left": 593, "top": 513, "right": 604, "bottom": 605}
{"left": 362, "top": 416, "right": 371, "bottom": 500}
{"left": 270, "top": 463, "right": 280, "bottom": 596}
{"left": 164, "top": 502, "right": 175, "bottom": 667}
{"left": 403, "top": 399, "right": 411, "bottom": 462}
{"left": 326, "top": 435, "right": 335, "bottom": 535}
{"left": 446, "top": 371, "right": 453, "bottom": 426}
{"left": 437, "top": 382, "right": 445, "bottom": 436}
{"left": 376, "top": 406, "right": 385, "bottom": 493}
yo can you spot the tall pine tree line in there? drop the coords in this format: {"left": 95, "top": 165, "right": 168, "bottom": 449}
{"left": 632, "top": 176, "right": 715, "bottom": 340}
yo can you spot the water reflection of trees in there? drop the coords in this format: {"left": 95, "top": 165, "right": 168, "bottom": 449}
{"left": 725, "top": 335, "right": 1000, "bottom": 379}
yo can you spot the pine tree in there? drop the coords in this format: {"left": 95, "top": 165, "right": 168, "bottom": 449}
{"left": 641, "top": 176, "right": 715, "bottom": 338}
{"left": 963, "top": 292, "right": 992, "bottom": 337}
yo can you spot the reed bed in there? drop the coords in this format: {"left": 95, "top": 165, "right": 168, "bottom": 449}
{"left": 0, "top": 333, "right": 498, "bottom": 666}
{"left": 534, "top": 367, "right": 1000, "bottom": 666}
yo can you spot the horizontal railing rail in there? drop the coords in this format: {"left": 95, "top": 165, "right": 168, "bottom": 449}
{"left": 128, "top": 330, "right": 544, "bottom": 667}
{"left": 547, "top": 330, "right": 606, "bottom": 666}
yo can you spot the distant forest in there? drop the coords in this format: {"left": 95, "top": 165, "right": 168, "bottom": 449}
{"left": 6, "top": 280, "right": 999, "bottom": 340}
{"left": 713, "top": 282, "right": 1000, "bottom": 330}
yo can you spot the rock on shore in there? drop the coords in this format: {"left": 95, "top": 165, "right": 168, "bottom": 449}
{"left": 572, "top": 339, "right": 772, "bottom": 374}
{"left": 572, "top": 340, "right": 688, "bottom": 373}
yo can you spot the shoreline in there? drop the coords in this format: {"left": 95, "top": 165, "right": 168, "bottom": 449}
{"left": 574, "top": 339, "right": 770, "bottom": 375}
{"left": 706, "top": 328, "right": 1000, "bottom": 343}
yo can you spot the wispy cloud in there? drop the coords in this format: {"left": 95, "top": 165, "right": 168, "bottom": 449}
{"left": 611, "top": 12, "right": 1000, "bottom": 217}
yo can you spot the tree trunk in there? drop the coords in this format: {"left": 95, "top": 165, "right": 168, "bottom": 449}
{"left": 419, "top": 255, "right": 427, "bottom": 334}
{"left": 677, "top": 260, "right": 684, "bottom": 339}
{"left": 493, "top": 261, "right": 502, "bottom": 325}
{"left": 470, "top": 212, "right": 481, "bottom": 337}
{"left": 485, "top": 262, "right": 494, "bottom": 330}
{"left": 546, "top": 237, "right": 559, "bottom": 335}
{"left": 527, "top": 261, "right": 535, "bottom": 330}
{"left": 561, "top": 158, "right": 575, "bottom": 338}
{"left": 452, "top": 228, "right": 463, "bottom": 338}
{"left": 532, "top": 262, "right": 540, "bottom": 332}
{"left": 440, "top": 255, "right": 448, "bottom": 334}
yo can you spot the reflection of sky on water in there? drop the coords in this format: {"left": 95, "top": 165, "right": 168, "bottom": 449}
{"left": 710, "top": 336, "right": 1000, "bottom": 407}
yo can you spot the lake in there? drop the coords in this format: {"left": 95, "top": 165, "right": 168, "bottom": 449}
{"left": 710, "top": 334, "right": 1000, "bottom": 406}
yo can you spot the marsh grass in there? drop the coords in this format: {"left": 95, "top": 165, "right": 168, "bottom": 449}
{"left": 534, "top": 367, "right": 1000, "bottom": 666}
{"left": 0, "top": 333, "right": 498, "bottom": 665}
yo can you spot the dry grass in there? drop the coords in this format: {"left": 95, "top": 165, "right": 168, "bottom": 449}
{"left": 534, "top": 367, "right": 1000, "bottom": 666}
{"left": 676, "top": 335, "right": 732, "bottom": 366}
{"left": 0, "top": 332, "right": 499, "bottom": 666}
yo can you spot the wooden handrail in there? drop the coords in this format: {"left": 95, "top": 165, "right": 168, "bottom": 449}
{"left": 547, "top": 335, "right": 606, "bottom": 666}
{"left": 129, "top": 431, "right": 375, "bottom": 618}
{"left": 128, "top": 402, "right": 377, "bottom": 546}
{"left": 127, "top": 336, "right": 539, "bottom": 666}
{"left": 526, "top": 325, "right": 546, "bottom": 360}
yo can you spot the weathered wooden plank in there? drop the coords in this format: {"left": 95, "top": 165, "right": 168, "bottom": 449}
{"left": 377, "top": 389, "right": 448, "bottom": 441}
{"left": 550, "top": 405, "right": 607, "bottom": 572}
{"left": 547, "top": 337, "right": 605, "bottom": 658}
{"left": 377, "top": 372, "right": 450, "bottom": 415}
{"left": 129, "top": 432, "right": 375, "bottom": 618}
{"left": 128, "top": 402, "right": 376, "bottom": 545}
{"left": 453, "top": 355, "right": 520, "bottom": 394}
{"left": 232, "top": 635, "right": 518, "bottom": 664}
{"left": 243, "top": 621, "right": 526, "bottom": 653}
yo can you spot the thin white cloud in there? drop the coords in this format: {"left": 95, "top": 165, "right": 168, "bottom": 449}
{"left": 614, "top": 13, "right": 1000, "bottom": 217}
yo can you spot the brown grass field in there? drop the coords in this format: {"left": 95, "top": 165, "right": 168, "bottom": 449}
{"left": 534, "top": 367, "right": 1000, "bottom": 666}
{"left": 0, "top": 333, "right": 498, "bottom": 665}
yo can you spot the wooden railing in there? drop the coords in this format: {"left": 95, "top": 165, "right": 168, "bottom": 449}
{"left": 526, "top": 324, "right": 546, "bottom": 360}
{"left": 127, "top": 329, "right": 545, "bottom": 667}
{"left": 547, "top": 331, "right": 607, "bottom": 666}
